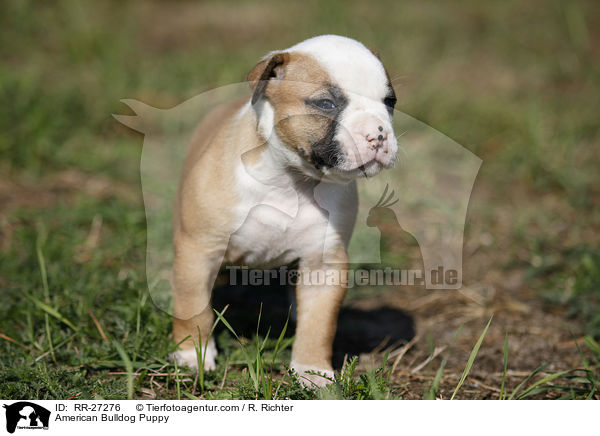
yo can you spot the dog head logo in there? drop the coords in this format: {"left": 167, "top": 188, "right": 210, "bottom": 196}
{"left": 3, "top": 402, "right": 50, "bottom": 433}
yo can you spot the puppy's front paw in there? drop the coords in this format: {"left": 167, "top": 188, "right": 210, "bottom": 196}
{"left": 170, "top": 337, "right": 217, "bottom": 371}
{"left": 290, "top": 361, "right": 334, "bottom": 387}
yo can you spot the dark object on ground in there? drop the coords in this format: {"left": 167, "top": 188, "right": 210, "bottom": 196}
{"left": 213, "top": 271, "right": 415, "bottom": 369}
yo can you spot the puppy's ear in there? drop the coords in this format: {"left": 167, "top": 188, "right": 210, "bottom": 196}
{"left": 247, "top": 52, "right": 289, "bottom": 106}
{"left": 368, "top": 48, "right": 381, "bottom": 59}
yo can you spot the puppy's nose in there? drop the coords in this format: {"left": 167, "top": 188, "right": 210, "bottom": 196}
{"left": 366, "top": 125, "right": 388, "bottom": 149}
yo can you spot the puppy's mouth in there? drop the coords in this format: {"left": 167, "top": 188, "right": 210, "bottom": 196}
{"left": 322, "top": 159, "right": 383, "bottom": 181}
{"left": 326, "top": 137, "right": 397, "bottom": 178}
{"left": 303, "top": 138, "right": 390, "bottom": 181}
{"left": 354, "top": 160, "right": 383, "bottom": 178}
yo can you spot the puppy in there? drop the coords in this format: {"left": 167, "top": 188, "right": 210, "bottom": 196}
{"left": 171, "top": 35, "right": 398, "bottom": 385}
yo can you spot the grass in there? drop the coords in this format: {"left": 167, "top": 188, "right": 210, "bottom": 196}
{"left": 451, "top": 317, "right": 493, "bottom": 400}
{"left": 535, "top": 247, "right": 600, "bottom": 338}
{"left": 1, "top": 0, "right": 599, "bottom": 399}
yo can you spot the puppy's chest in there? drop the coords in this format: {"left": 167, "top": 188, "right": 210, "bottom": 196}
{"left": 226, "top": 181, "right": 328, "bottom": 268}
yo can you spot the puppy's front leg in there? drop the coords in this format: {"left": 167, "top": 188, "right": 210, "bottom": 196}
{"left": 291, "top": 252, "right": 348, "bottom": 386}
{"left": 171, "top": 234, "right": 224, "bottom": 371}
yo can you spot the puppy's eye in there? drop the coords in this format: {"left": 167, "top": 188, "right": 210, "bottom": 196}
{"left": 313, "top": 99, "right": 336, "bottom": 111}
{"left": 384, "top": 96, "right": 397, "bottom": 110}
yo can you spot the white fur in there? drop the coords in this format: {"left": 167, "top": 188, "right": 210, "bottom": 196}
{"left": 170, "top": 337, "right": 217, "bottom": 371}
{"left": 231, "top": 141, "right": 356, "bottom": 268}
{"left": 290, "top": 361, "right": 335, "bottom": 387}
{"left": 254, "top": 100, "right": 275, "bottom": 140}
{"left": 288, "top": 35, "right": 388, "bottom": 98}
{"left": 289, "top": 35, "right": 398, "bottom": 178}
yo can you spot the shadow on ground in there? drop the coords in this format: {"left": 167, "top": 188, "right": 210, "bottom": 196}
{"left": 212, "top": 272, "right": 415, "bottom": 369}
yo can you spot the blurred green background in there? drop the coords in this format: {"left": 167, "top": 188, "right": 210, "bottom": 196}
{"left": 0, "top": 0, "right": 598, "bottom": 399}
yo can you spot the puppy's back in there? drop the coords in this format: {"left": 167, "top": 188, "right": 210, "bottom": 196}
{"left": 182, "top": 96, "right": 249, "bottom": 179}
{"left": 174, "top": 96, "right": 251, "bottom": 238}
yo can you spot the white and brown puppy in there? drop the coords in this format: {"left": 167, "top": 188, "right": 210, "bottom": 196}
{"left": 171, "top": 35, "right": 398, "bottom": 385}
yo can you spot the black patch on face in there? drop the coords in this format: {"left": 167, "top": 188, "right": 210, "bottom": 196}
{"left": 383, "top": 83, "right": 397, "bottom": 117}
{"left": 307, "top": 86, "right": 348, "bottom": 170}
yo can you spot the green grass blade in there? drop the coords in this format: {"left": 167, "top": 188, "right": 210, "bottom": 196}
{"left": 133, "top": 289, "right": 143, "bottom": 361}
{"left": 517, "top": 370, "right": 571, "bottom": 399}
{"left": 499, "top": 331, "right": 509, "bottom": 400}
{"left": 451, "top": 316, "right": 493, "bottom": 400}
{"left": 260, "top": 327, "right": 271, "bottom": 353}
{"left": 214, "top": 308, "right": 241, "bottom": 342}
{"left": 34, "top": 333, "right": 77, "bottom": 362}
{"left": 195, "top": 327, "right": 205, "bottom": 392}
{"left": 583, "top": 336, "right": 600, "bottom": 355}
{"left": 425, "top": 324, "right": 462, "bottom": 400}
{"left": 182, "top": 391, "right": 201, "bottom": 400}
{"left": 113, "top": 341, "right": 134, "bottom": 400}
{"left": 36, "top": 229, "right": 56, "bottom": 363}
{"left": 214, "top": 308, "right": 259, "bottom": 390}
{"left": 571, "top": 330, "right": 590, "bottom": 370}
{"left": 173, "top": 353, "right": 181, "bottom": 400}
{"left": 35, "top": 226, "right": 50, "bottom": 301}
{"left": 256, "top": 303, "right": 263, "bottom": 338}
{"left": 585, "top": 385, "right": 597, "bottom": 400}
{"left": 24, "top": 293, "right": 78, "bottom": 332}
{"left": 272, "top": 307, "right": 292, "bottom": 365}
{"left": 425, "top": 359, "right": 447, "bottom": 400}
{"left": 43, "top": 313, "right": 55, "bottom": 363}
{"left": 174, "top": 334, "right": 192, "bottom": 348}
{"left": 508, "top": 362, "right": 550, "bottom": 400}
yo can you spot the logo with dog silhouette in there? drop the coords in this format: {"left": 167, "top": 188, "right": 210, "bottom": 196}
{"left": 3, "top": 402, "right": 50, "bottom": 433}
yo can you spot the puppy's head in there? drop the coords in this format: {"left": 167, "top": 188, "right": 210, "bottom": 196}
{"left": 248, "top": 35, "right": 398, "bottom": 182}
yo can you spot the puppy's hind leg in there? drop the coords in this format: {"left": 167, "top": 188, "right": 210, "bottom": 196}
{"left": 171, "top": 234, "right": 224, "bottom": 372}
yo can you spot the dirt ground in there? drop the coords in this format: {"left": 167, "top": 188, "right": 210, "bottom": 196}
{"left": 349, "top": 185, "right": 591, "bottom": 399}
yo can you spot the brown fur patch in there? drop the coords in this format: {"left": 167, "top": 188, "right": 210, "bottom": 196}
{"left": 248, "top": 52, "right": 290, "bottom": 105}
{"left": 258, "top": 52, "right": 338, "bottom": 162}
